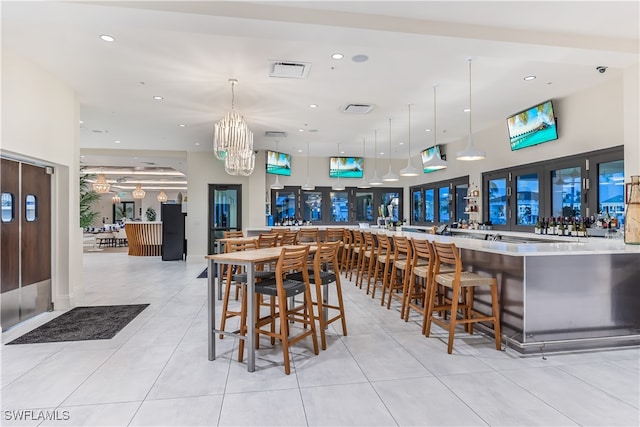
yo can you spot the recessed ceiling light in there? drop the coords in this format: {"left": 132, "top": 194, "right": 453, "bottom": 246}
{"left": 114, "top": 140, "right": 121, "bottom": 144}
{"left": 425, "top": 128, "right": 432, "bottom": 132}
{"left": 195, "top": 142, "right": 200, "bottom": 146}
{"left": 399, "top": 142, "right": 404, "bottom": 145}
{"left": 79, "top": 120, "right": 84, "bottom": 124}
{"left": 100, "top": 34, "right": 115, "bottom": 42}
{"left": 340, "top": 151, "right": 344, "bottom": 154}
{"left": 153, "top": 96, "right": 163, "bottom": 100}
{"left": 80, "top": 155, "right": 85, "bottom": 158}
{"left": 464, "top": 108, "right": 471, "bottom": 112}
{"left": 524, "top": 75, "right": 536, "bottom": 81}
{"left": 178, "top": 124, "right": 186, "bottom": 127}
{"left": 352, "top": 54, "right": 369, "bottom": 63}
{"left": 380, "top": 152, "right": 384, "bottom": 156}
{"left": 298, "top": 129, "right": 305, "bottom": 132}
{"left": 331, "top": 53, "right": 344, "bottom": 60}
{"left": 309, "top": 104, "right": 318, "bottom": 108}
{"left": 298, "top": 149, "right": 303, "bottom": 153}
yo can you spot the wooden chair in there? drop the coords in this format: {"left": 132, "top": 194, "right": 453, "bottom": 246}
{"left": 357, "top": 231, "right": 376, "bottom": 291}
{"left": 339, "top": 229, "right": 354, "bottom": 275}
{"left": 254, "top": 245, "right": 319, "bottom": 374}
{"left": 369, "top": 232, "right": 391, "bottom": 299}
{"left": 223, "top": 230, "right": 244, "bottom": 239}
{"left": 298, "top": 227, "right": 319, "bottom": 245}
{"left": 384, "top": 235, "right": 412, "bottom": 315}
{"left": 325, "top": 228, "right": 344, "bottom": 243}
{"left": 289, "top": 241, "right": 347, "bottom": 350}
{"left": 348, "top": 230, "right": 364, "bottom": 282}
{"left": 425, "top": 242, "right": 501, "bottom": 354}
{"left": 279, "top": 230, "right": 299, "bottom": 246}
{"left": 403, "top": 239, "right": 434, "bottom": 324}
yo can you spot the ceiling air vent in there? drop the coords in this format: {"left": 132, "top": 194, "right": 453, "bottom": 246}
{"left": 343, "top": 104, "right": 374, "bottom": 114}
{"left": 269, "top": 61, "right": 311, "bottom": 79}
{"left": 264, "top": 131, "right": 288, "bottom": 138}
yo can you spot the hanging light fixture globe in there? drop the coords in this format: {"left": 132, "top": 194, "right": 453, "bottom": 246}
{"left": 132, "top": 183, "right": 146, "bottom": 199}
{"left": 400, "top": 104, "right": 420, "bottom": 177}
{"left": 383, "top": 118, "right": 399, "bottom": 182}
{"left": 92, "top": 174, "right": 111, "bottom": 193}
{"left": 423, "top": 84, "right": 448, "bottom": 171}
{"left": 112, "top": 193, "right": 121, "bottom": 204}
{"left": 157, "top": 190, "right": 168, "bottom": 203}
{"left": 457, "top": 58, "right": 486, "bottom": 161}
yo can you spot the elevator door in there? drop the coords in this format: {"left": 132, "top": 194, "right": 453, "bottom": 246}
{"left": 1, "top": 158, "right": 52, "bottom": 329}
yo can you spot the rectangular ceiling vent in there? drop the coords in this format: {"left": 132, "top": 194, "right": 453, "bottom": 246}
{"left": 264, "top": 131, "right": 288, "bottom": 138}
{"left": 343, "top": 103, "right": 374, "bottom": 114}
{"left": 269, "top": 61, "right": 311, "bottom": 79}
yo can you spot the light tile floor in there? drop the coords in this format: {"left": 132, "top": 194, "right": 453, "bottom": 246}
{"left": 1, "top": 252, "right": 638, "bottom": 426}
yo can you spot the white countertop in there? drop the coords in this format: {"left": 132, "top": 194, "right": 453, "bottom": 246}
{"left": 391, "top": 226, "right": 640, "bottom": 256}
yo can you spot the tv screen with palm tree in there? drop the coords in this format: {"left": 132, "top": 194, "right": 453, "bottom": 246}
{"left": 330, "top": 157, "right": 363, "bottom": 178}
{"left": 266, "top": 150, "right": 291, "bottom": 176}
{"left": 507, "top": 100, "right": 558, "bottom": 151}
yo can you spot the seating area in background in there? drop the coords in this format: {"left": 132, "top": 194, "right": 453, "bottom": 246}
{"left": 83, "top": 224, "right": 128, "bottom": 250}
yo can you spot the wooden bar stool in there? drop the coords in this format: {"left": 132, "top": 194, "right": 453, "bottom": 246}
{"left": 369, "top": 232, "right": 391, "bottom": 300}
{"left": 254, "top": 245, "right": 319, "bottom": 375}
{"left": 279, "top": 230, "right": 299, "bottom": 246}
{"left": 356, "top": 231, "right": 375, "bottom": 291}
{"left": 384, "top": 235, "right": 412, "bottom": 314}
{"left": 425, "top": 242, "right": 502, "bottom": 354}
{"left": 289, "top": 241, "right": 347, "bottom": 350}
{"left": 348, "top": 230, "right": 364, "bottom": 282}
{"left": 403, "top": 238, "right": 432, "bottom": 323}
{"left": 340, "top": 229, "right": 354, "bottom": 276}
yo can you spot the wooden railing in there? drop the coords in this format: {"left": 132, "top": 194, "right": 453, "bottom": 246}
{"left": 125, "top": 222, "right": 162, "bottom": 256}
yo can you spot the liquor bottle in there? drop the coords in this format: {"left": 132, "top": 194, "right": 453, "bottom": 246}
{"left": 549, "top": 217, "right": 555, "bottom": 235}
{"left": 578, "top": 219, "right": 587, "bottom": 237}
{"left": 610, "top": 213, "right": 618, "bottom": 229}
{"left": 534, "top": 218, "right": 541, "bottom": 234}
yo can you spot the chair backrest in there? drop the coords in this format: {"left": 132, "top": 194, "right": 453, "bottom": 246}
{"left": 411, "top": 238, "right": 435, "bottom": 274}
{"left": 223, "top": 230, "right": 244, "bottom": 239}
{"left": 352, "top": 230, "right": 364, "bottom": 249}
{"left": 325, "top": 228, "right": 344, "bottom": 243}
{"left": 277, "top": 245, "right": 310, "bottom": 279}
{"left": 257, "top": 233, "right": 279, "bottom": 248}
{"left": 376, "top": 233, "right": 391, "bottom": 258}
{"left": 431, "top": 241, "right": 461, "bottom": 274}
{"left": 299, "top": 228, "right": 319, "bottom": 243}
{"left": 342, "top": 229, "right": 353, "bottom": 246}
{"left": 313, "top": 241, "right": 340, "bottom": 271}
{"left": 225, "top": 238, "right": 258, "bottom": 253}
{"left": 363, "top": 231, "right": 375, "bottom": 252}
{"left": 392, "top": 235, "right": 411, "bottom": 261}
{"left": 279, "top": 230, "right": 299, "bottom": 246}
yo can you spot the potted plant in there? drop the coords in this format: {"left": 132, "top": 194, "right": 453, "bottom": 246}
{"left": 80, "top": 171, "right": 100, "bottom": 228}
{"left": 145, "top": 207, "right": 157, "bottom": 222}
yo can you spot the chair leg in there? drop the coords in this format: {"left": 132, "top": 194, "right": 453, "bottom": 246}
{"left": 315, "top": 282, "right": 328, "bottom": 351}
{"left": 491, "top": 279, "right": 502, "bottom": 350}
{"left": 447, "top": 285, "right": 460, "bottom": 354}
{"left": 278, "top": 291, "right": 292, "bottom": 375}
{"left": 237, "top": 285, "right": 248, "bottom": 362}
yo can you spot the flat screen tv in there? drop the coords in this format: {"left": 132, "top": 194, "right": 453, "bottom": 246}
{"left": 266, "top": 150, "right": 291, "bottom": 176}
{"left": 329, "top": 156, "right": 363, "bottom": 178}
{"left": 507, "top": 99, "right": 558, "bottom": 151}
{"left": 420, "top": 145, "right": 446, "bottom": 173}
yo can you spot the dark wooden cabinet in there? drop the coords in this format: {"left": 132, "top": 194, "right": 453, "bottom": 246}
{"left": 162, "top": 204, "right": 186, "bottom": 261}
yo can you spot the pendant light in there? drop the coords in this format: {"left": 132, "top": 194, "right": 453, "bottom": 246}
{"left": 332, "top": 143, "right": 345, "bottom": 191}
{"left": 112, "top": 193, "right": 121, "bottom": 204}
{"left": 422, "top": 84, "right": 448, "bottom": 170}
{"left": 92, "top": 173, "right": 111, "bottom": 193}
{"left": 369, "top": 130, "right": 383, "bottom": 186}
{"left": 383, "top": 118, "right": 399, "bottom": 181}
{"left": 132, "top": 183, "right": 146, "bottom": 199}
{"left": 357, "top": 137, "right": 371, "bottom": 189}
{"left": 301, "top": 140, "right": 315, "bottom": 191}
{"left": 270, "top": 141, "right": 284, "bottom": 190}
{"left": 400, "top": 104, "right": 420, "bottom": 177}
{"left": 456, "top": 58, "right": 486, "bottom": 161}
{"left": 157, "top": 190, "right": 168, "bottom": 203}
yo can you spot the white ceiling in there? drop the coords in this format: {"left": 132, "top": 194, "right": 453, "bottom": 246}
{"left": 2, "top": 1, "right": 638, "bottom": 187}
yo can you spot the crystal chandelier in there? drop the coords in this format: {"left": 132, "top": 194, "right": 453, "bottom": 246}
{"left": 112, "top": 193, "right": 121, "bottom": 204}
{"left": 157, "top": 190, "right": 168, "bottom": 203}
{"left": 92, "top": 174, "right": 111, "bottom": 193}
{"left": 132, "top": 183, "right": 146, "bottom": 199}
{"left": 214, "top": 79, "right": 255, "bottom": 176}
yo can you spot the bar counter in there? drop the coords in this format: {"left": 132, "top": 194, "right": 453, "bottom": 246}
{"left": 396, "top": 225, "right": 640, "bottom": 353}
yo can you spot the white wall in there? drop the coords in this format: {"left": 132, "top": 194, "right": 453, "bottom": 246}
{"left": 1, "top": 48, "right": 81, "bottom": 311}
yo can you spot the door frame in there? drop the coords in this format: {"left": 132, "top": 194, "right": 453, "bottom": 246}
{"left": 208, "top": 184, "right": 242, "bottom": 254}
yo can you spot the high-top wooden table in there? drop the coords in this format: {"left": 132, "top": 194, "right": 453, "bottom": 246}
{"left": 205, "top": 245, "right": 316, "bottom": 372}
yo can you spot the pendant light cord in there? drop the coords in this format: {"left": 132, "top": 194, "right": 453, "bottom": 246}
{"left": 433, "top": 85, "right": 437, "bottom": 146}
{"left": 407, "top": 104, "right": 411, "bottom": 158}
{"left": 468, "top": 59, "right": 472, "bottom": 135}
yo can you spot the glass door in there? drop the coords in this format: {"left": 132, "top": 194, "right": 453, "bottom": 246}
{"left": 208, "top": 184, "right": 241, "bottom": 254}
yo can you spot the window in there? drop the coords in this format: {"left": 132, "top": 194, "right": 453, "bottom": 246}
{"left": 551, "top": 166, "right": 581, "bottom": 218}
{"left": 412, "top": 190, "right": 423, "bottom": 223}
{"left": 330, "top": 191, "right": 349, "bottom": 222}
{"left": 271, "top": 186, "right": 403, "bottom": 225}
{"left": 355, "top": 192, "right": 374, "bottom": 222}
{"left": 382, "top": 192, "right": 400, "bottom": 222}
{"left": 1, "top": 193, "right": 14, "bottom": 222}
{"left": 302, "top": 191, "right": 322, "bottom": 222}
{"left": 25, "top": 194, "right": 37, "bottom": 221}
{"left": 410, "top": 176, "right": 468, "bottom": 225}
{"left": 516, "top": 173, "right": 539, "bottom": 226}
{"left": 598, "top": 160, "right": 624, "bottom": 225}
{"left": 488, "top": 179, "right": 507, "bottom": 225}
{"left": 424, "top": 189, "right": 435, "bottom": 223}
